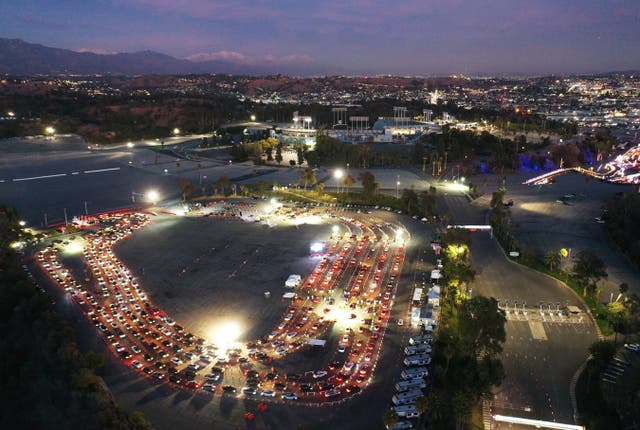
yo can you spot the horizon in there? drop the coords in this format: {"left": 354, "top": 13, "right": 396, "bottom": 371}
{"left": 1, "top": 1, "right": 639, "bottom": 76}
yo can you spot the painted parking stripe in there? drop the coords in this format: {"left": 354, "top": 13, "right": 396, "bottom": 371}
{"left": 83, "top": 167, "right": 121, "bottom": 174}
{"left": 71, "top": 172, "right": 80, "bottom": 175}
{"left": 12, "top": 173, "right": 67, "bottom": 182}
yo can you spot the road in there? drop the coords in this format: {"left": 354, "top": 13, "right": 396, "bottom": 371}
{"left": 442, "top": 193, "right": 600, "bottom": 426}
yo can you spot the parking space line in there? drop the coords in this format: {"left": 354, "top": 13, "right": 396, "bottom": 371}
{"left": 83, "top": 167, "right": 121, "bottom": 174}
{"left": 12, "top": 173, "right": 67, "bottom": 182}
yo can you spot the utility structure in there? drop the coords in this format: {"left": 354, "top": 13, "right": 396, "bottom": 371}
{"left": 393, "top": 107, "right": 408, "bottom": 128}
{"left": 332, "top": 107, "right": 348, "bottom": 128}
{"left": 349, "top": 116, "right": 369, "bottom": 131}
{"left": 422, "top": 109, "right": 433, "bottom": 122}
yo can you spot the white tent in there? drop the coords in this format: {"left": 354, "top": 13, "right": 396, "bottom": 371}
{"left": 282, "top": 292, "right": 297, "bottom": 299}
{"left": 285, "top": 274, "right": 302, "bottom": 288}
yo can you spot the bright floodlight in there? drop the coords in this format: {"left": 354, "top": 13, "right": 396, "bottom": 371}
{"left": 209, "top": 321, "right": 242, "bottom": 351}
{"left": 45, "top": 126, "right": 56, "bottom": 135}
{"left": 127, "top": 142, "right": 134, "bottom": 148}
{"left": 334, "top": 169, "right": 344, "bottom": 179}
{"left": 19, "top": 220, "right": 26, "bottom": 227}
{"left": 310, "top": 242, "right": 325, "bottom": 254}
{"left": 146, "top": 190, "right": 160, "bottom": 204}
{"left": 250, "top": 115, "right": 256, "bottom": 121}
{"left": 332, "top": 225, "right": 340, "bottom": 234}
{"left": 396, "top": 228, "right": 404, "bottom": 240}
{"left": 270, "top": 198, "right": 278, "bottom": 206}
{"left": 172, "top": 127, "right": 180, "bottom": 135}
{"left": 7, "top": 111, "right": 15, "bottom": 117}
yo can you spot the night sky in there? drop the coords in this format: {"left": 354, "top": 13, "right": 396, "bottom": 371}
{"left": 1, "top": 0, "right": 639, "bottom": 75}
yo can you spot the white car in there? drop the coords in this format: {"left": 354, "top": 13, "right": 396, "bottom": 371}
{"left": 260, "top": 390, "right": 276, "bottom": 397}
{"left": 624, "top": 343, "right": 639, "bottom": 352}
{"left": 313, "top": 370, "right": 327, "bottom": 379}
{"left": 171, "top": 357, "right": 183, "bottom": 365}
{"left": 131, "top": 360, "right": 143, "bottom": 369}
{"left": 282, "top": 392, "right": 298, "bottom": 400}
{"left": 132, "top": 345, "right": 141, "bottom": 354}
{"left": 397, "top": 319, "right": 404, "bottom": 326}
{"left": 202, "top": 383, "right": 216, "bottom": 392}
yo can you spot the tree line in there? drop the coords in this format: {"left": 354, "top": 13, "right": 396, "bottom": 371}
{"left": 0, "top": 205, "right": 154, "bottom": 430}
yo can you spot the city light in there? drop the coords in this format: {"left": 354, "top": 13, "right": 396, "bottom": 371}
{"left": 334, "top": 169, "right": 344, "bottom": 180}
{"left": 19, "top": 220, "right": 26, "bottom": 227}
{"left": 127, "top": 142, "right": 134, "bottom": 148}
{"left": 45, "top": 126, "right": 56, "bottom": 135}
{"left": 332, "top": 225, "right": 340, "bottom": 235}
{"left": 7, "top": 111, "right": 15, "bottom": 117}
{"left": 250, "top": 115, "right": 256, "bottom": 121}
{"left": 146, "top": 190, "right": 160, "bottom": 204}
{"left": 172, "top": 127, "right": 180, "bottom": 135}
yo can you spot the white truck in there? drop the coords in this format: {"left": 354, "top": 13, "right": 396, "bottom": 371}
{"left": 403, "top": 353, "right": 431, "bottom": 367}
{"left": 401, "top": 366, "right": 429, "bottom": 379}
{"left": 395, "top": 378, "right": 426, "bottom": 392}
{"left": 392, "top": 389, "right": 423, "bottom": 406}
{"left": 404, "top": 344, "right": 432, "bottom": 356}
{"left": 409, "top": 334, "right": 433, "bottom": 345}
{"left": 393, "top": 404, "right": 419, "bottom": 418}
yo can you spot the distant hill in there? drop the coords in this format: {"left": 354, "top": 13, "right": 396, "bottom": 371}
{"left": 0, "top": 38, "right": 314, "bottom": 76}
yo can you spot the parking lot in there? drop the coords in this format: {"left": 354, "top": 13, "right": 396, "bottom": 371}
{"left": 31, "top": 200, "right": 432, "bottom": 429}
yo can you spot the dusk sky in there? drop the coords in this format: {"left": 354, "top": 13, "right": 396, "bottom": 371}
{"left": 1, "top": 0, "right": 639, "bottom": 75}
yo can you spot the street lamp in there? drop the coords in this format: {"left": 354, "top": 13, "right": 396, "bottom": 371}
{"left": 127, "top": 142, "right": 134, "bottom": 148}
{"left": 172, "top": 128, "right": 180, "bottom": 136}
{"left": 250, "top": 115, "right": 256, "bottom": 121}
{"left": 45, "top": 126, "right": 56, "bottom": 136}
{"left": 146, "top": 190, "right": 159, "bottom": 205}
{"left": 334, "top": 169, "right": 343, "bottom": 193}
{"left": 396, "top": 175, "right": 400, "bottom": 199}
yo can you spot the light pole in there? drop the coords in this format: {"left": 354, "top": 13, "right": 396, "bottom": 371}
{"left": 334, "top": 169, "right": 344, "bottom": 193}
{"left": 396, "top": 175, "right": 400, "bottom": 199}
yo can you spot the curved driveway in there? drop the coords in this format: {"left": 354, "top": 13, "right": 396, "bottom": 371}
{"left": 442, "top": 194, "right": 599, "bottom": 425}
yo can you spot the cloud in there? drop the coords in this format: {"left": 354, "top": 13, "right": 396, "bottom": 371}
{"left": 74, "top": 48, "right": 121, "bottom": 55}
{"left": 185, "top": 50, "right": 313, "bottom": 65}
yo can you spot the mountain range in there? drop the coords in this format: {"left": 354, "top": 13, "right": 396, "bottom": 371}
{"left": 0, "top": 38, "right": 328, "bottom": 76}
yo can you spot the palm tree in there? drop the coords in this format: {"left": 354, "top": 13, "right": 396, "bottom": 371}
{"left": 342, "top": 174, "right": 355, "bottom": 195}
{"left": 544, "top": 250, "right": 561, "bottom": 272}
{"left": 315, "top": 182, "right": 325, "bottom": 195}
{"left": 300, "top": 168, "right": 316, "bottom": 190}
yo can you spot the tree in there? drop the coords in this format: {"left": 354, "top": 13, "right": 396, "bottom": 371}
{"left": 300, "top": 168, "right": 317, "bottom": 190}
{"left": 382, "top": 408, "right": 399, "bottom": 428}
{"left": 359, "top": 171, "right": 378, "bottom": 197}
{"left": 572, "top": 250, "right": 608, "bottom": 298}
{"left": 216, "top": 176, "right": 230, "bottom": 195}
{"left": 400, "top": 188, "right": 419, "bottom": 215}
{"left": 342, "top": 174, "right": 355, "bottom": 195}
{"left": 616, "top": 282, "right": 629, "bottom": 302}
{"left": 419, "top": 186, "right": 437, "bottom": 216}
{"left": 458, "top": 296, "right": 506, "bottom": 358}
{"left": 315, "top": 182, "right": 325, "bottom": 195}
{"left": 544, "top": 250, "right": 561, "bottom": 272}
{"left": 275, "top": 145, "right": 283, "bottom": 164}
{"left": 179, "top": 178, "right": 196, "bottom": 201}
